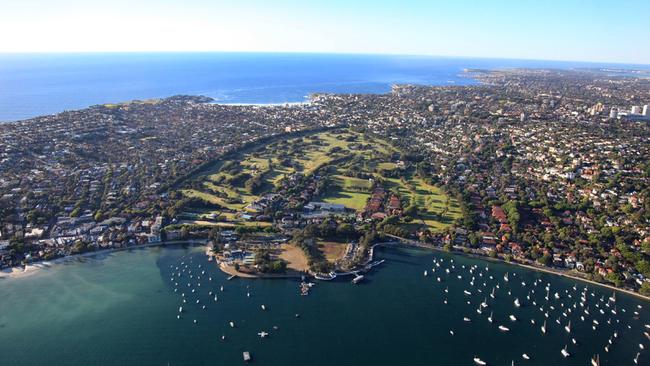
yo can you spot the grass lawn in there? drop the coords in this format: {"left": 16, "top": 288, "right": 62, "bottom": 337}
{"left": 320, "top": 173, "right": 371, "bottom": 211}
{"left": 177, "top": 129, "right": 460, "bottom": 234}
{"left": 318, "top": 240, "right": 348, "bottom": 263}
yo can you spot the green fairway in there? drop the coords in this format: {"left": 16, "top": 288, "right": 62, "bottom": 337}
{"left": 174, "top": 128, "right": 458, "bottom": 234}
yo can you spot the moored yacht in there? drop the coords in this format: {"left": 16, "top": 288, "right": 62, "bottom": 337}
{"left": 473, "top": 357, "right": 487, "bottom": 365}
{"left": 560, "top": 345, "right": 570, "bottom": 358}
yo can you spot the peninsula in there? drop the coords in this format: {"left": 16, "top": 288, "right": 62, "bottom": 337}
{"left": 1, "top": 69, "right": 649, "bottom": 298}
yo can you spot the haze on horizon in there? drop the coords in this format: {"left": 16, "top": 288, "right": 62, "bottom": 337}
{"left": 1, "top": 0, "right": 649, "bottom": 65}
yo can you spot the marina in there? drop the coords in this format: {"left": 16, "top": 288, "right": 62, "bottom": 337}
{"left": 0, "top": 244, "right": 648, "bottom": 366}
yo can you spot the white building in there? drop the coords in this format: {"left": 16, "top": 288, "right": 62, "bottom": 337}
{"left": 631, "top": 106, "right": 641, "bottom": 115}
{"left": 609, "top": 108, "right": 618, "bottom": 119}
{"left": 643, "top": 105, "right": 649, "bottom": 116}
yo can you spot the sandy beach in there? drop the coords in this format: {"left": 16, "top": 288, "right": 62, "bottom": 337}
{"left": 0, "top": 240, "right": 207, "bottom": 280}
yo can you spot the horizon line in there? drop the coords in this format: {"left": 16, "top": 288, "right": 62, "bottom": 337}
{"left": 1, "top": 50, "right": 649, "bottom": 68}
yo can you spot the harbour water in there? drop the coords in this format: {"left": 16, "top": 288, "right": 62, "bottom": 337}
{"left": 0, "top": 244, "right": 648, "bottom": 365}
{"left": 2, "top": 52, "right": 650, "bottom": 122}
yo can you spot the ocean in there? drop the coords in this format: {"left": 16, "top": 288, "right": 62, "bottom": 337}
{"left": 2, "top": 52, "right": 649, "bottom": 122}
{"left": 0, "top": 245, "right": 647, "bottom": 366}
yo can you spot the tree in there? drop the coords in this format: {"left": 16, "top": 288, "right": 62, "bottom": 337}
{"left": 180, "top": 226, "right": 189, "bottom": 239}
{"left": 538, "top": 253, "right": 552, "bottom": 266}
{"left": 640, "top": 282, "right": 650, "bottom": 297}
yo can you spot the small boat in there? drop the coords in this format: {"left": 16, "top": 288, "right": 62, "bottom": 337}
{"left": 498, "top": 325, "right": 510, "bottom": 332}
{"left": 229, "top": 321, "right": 235, "bottom": 328}
{"left": 352, "top": 274, "right": 365, "bottom": 284}
{"left": 450, "top": 330, "right": 454, "bottom": 336}
{"left": 261, "top": 304, "right": 266, "bottom": 311}
{"left": 514, "top": 298, "right": 520, "bottom": 307}
{"left": 258, "top": 331, "right": 268, "bottom": 338}
{"left": 572, "top": 338, "right": 576, "bottom": 344}
{"left": 565, "top": 320, "right": 571, "bottom": 333}
{"left": 591, "top": 354, "right": 600, "bottom": 366}
{"left": 640, "top": 344, "right": 645, "bottom": 350}
{"left": 530, "top": 319, "right": 535, "bottom": 325}
{"left": 424, "top": 270, "right": 428, "bottom": 277}
{"left": 227, "top": 275, "right": 236, "bottom": 281}
{"left": 463, "top": 317, "right": 471, "bottom": 322}
{"left": 634, "top": 352, "right": 640, "bottom": 364}
{"left": 522, "top": 353, "right": 530, "bottom": 360}
{"left": 464, "top": 290, "right": 472, "bottom": 296}
{"left": 473, "top": 357, "right": 487, "bottom": 365}
{"left": 488, "top": 312, "right": 493, "bottom": 323}
{"left": 541, "top": 320, "right": 546, "bottom": 334}
{"left": 243, "top": 351, "right": 251, "bottom": 362}
{"left": 509, "top": 315, "right": 517, "bottom": 322}
{"left": 561, "top": 345, "right": 570, "bottom": 358}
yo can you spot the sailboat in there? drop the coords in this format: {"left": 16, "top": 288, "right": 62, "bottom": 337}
{"left": 565, "top": 320, "right": 571, "bottom": 333}
{"left": 473, "top": 357, "right": 487, "bottom": 365}
{"left": 609, "top": 292, "right": 616, "bottom": 303}
{"left": 490, "top": 287, "right": 495, "bottom": 299}
{"left": 634, "top": 352, "right": 640, "bottom": 364}
{"left": 541, "top": 320, "right": 547, "bottom": 334}
{"left": 560, "top": 345, "right": 570, "bottom": 358}
{"left": 488, "top": 311, "right": 493, "bottom": 323}
{"left": 590, "top": 353, "right": 600, "bottom": 365}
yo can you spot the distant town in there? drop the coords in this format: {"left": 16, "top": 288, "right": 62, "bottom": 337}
{"left": 1, "top": 69, "right": 649, "bottom": 296}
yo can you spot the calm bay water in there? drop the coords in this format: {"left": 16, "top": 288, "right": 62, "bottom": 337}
{"left": 0, "top": 245, "right": 648, "bottom": 365}
{"left": 2, "top": 53, "right": 650, "bottom": 122}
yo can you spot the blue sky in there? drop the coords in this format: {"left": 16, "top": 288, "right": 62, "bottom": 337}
{"left": 1, "top": 0, "right": 648, "bottom": 64}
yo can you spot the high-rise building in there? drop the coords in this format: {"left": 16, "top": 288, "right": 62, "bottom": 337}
{"left": 643, "top": 105, "right": 649, "bottom": 116}
{"left": 631, "top": 106, "right": 641, "bottom": 115}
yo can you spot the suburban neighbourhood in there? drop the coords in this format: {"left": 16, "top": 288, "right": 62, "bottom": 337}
{"left": 1, "top": 68, "right": 649, "bottom": 296}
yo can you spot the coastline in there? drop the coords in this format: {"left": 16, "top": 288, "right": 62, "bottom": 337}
{"left": 374, "top": 240, "right": 650, "bottom": 302}
{"left": 0, "top": 240, "right": 207, "bottom": 280}
{"left": 3, "top": 235, "right": 648, "bottom": 302}
{"left": 215, "top": 101, "right": 310, "bottom": 107}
